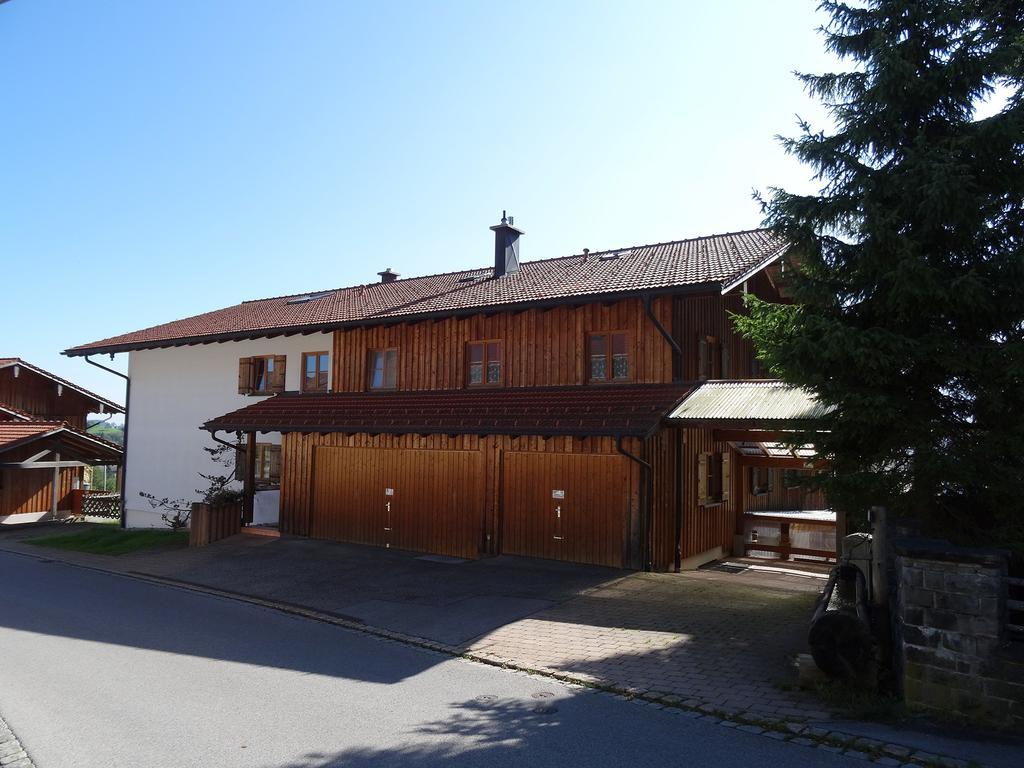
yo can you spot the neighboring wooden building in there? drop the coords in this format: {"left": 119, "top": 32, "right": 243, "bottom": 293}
{"left": 65, "top": 218, "right": 827, "bottom": 569}
{"left": 0, "top": 359, "right": 123, "bottom": 522}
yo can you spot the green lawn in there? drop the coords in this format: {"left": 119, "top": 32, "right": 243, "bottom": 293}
{"left": 25, "top": 526, "right": 188, "bottom": 556}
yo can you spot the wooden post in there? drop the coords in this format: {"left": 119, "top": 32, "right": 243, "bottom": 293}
{"left": 189, "top": 502, "right": 209, "bottom": 547}
{"left": 870, "top": 506, "right": 888, "bottom": 606}
{"left": 243, "top": 432, "right": 256, "bottom": 525}
{"left": 780, "top": 521, "right": 792, "bottom": 561}
{"left": 50, "top": 451, "right": 60, "bottom": 519}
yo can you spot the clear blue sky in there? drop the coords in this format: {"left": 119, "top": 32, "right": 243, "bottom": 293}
{"left": 0, "top": 1, "right": 837, "bottom": 409}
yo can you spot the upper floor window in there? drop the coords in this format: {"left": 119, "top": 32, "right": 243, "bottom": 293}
{"left": 238, "top": 355, "right": 286, "bottom": 395}
{"left": 467, "top": 340, "right": 503, "bottom": 387}
{"left": 588, "top": 332, "right": 630, "bottom": 382}
{"left": 368, "top": 348, "right": 398, "bottom": 390}
{"left": 698, "top": 335, "right": 719, "bottom": 380}
{"left": 302, "top": 351, "right": 330, "bottom": 392}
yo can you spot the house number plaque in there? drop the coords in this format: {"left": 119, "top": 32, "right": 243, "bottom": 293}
{"left": 551, "top": 490, "right": 565, "bottom": 499}
{"left": 385, "top": 488, "right": 394, "bottom": 496}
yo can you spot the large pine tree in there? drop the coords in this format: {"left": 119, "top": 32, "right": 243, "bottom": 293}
{"left": 735, "top": 1, "right": 1024, "bottom": 548}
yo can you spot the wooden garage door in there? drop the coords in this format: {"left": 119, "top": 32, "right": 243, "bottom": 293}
{"left": 311, "top": 446, "right": 484, "bottom": 559}
{"left": 501, "top": 452, "right": 629, "bottom": 568}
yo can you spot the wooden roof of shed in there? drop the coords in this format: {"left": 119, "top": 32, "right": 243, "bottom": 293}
{"left": 0, "top": 421, "right": 123, "bottom": 463}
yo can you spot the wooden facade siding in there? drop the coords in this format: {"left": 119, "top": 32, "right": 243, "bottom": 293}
{"left": 671, "top": 291, "right": 766, "bottom": 382}
{"left": 0, "top": 368, "right": 96, "bottom": 428}
{"left": 501, "top": 452, "right": 630, "bottom": 568}
{"left": 677, "top": 427, "right": 739, "bottom": 560}
{"left": 331, "top": 298, "right": 677, "bottom": 392}
{"left": 311, "top": 446, "right": 484, "bottom": 559}
{"left": 0, "top": 441, "right": 78, "bottom": 518}
{"left": 281, "top": 432, "right": 644, "bottom": 567}
{"left": 743, "top": 468, "right": 827, "bottom": 513}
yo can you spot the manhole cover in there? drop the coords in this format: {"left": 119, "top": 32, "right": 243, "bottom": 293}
{"left": 532, "top": 704, "right": 558, "bottom": 715}
{"left": 531, "top": 691, "right": 554, "bottom": 699}
{"left": 475, "top": 695, "right": 498, "bottom": 704}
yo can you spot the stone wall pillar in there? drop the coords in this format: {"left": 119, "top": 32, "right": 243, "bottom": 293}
{"left": 897, "top": 544, "right": 1022, "bottom": 728}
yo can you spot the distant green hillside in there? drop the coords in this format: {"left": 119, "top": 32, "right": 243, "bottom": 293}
{"left": 86, "top": 420, "right": 125, "bottom": 445}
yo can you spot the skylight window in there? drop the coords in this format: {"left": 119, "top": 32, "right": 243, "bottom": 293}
{"left": 286, "top": 291, "right": 332, "bottom": 305}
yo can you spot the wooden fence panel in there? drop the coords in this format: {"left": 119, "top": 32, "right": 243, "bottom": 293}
{"left": 189, "top": 501, "right": 242, "bottom": 547}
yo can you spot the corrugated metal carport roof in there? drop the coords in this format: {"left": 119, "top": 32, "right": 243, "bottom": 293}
{"left": 667, "top": 380, "right": 832, "bottom": 424}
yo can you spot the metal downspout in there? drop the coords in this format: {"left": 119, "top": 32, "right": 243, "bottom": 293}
{"left": 643, "top": 293, "right": 684, "bottom": 381}
{"left": 643, "top": 294, "right": 685, "bottom": 571}
{"left": 617, "top": 434, "right": 654, "bottom": 572}
{"left": 84, "top": 355, "right": 129, "bottom": 528}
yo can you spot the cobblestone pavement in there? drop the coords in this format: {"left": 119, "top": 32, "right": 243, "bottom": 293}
{"left": 0, "top": 713, "right": 34, "bottom": 768}
{"left": 466, "top": 566, "right": 834, "bottom": 722}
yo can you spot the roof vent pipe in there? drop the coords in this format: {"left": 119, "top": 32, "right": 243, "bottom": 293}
{"left": 490, "top": 211, "right": 523, "bottom": 278}
{"left": 377, "top": 268, "right": 400, "bottom": 284}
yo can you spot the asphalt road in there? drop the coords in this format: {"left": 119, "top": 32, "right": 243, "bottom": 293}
{"left": 0, "top": 550, "right": 854, "bottom": 768}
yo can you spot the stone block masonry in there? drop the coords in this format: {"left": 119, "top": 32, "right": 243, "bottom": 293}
{"left": 897, "top": 546, "right": 1023, "bottom": 730}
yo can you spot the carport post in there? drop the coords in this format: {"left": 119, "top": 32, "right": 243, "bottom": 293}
{"left": 243, "top": 432, "right": 256, "bottom": 525}
{"left": 51, "top": 451, "right": 60, "bottom": 518}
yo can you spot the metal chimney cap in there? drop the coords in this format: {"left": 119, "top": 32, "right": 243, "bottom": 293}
{"left": 377, "top": 267, "right": 400, "bottom": 283}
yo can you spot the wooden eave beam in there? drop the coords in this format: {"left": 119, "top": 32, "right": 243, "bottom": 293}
{"left": 713, "top": 429, "right": 795, "bottom": 443}
{"left": 735, "top": 455, "right": 826, "bottom": 470}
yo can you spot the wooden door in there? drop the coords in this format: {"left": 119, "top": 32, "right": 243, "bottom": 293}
{"left": 311, "top": 446, "right": 483, "bottom": 559}
{"left": 501, "top": 452, "right": 629, "bottom": 568}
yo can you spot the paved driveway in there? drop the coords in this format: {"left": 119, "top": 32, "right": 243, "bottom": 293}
{"left": 0, "top": 551, "right": 861, "bottom": 768}
{"left": 0, "top": 528, "right": 623, "bottom": 645}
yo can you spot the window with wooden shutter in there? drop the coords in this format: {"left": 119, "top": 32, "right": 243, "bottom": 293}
{"left": 238, "top": 358, "right": 253, "bottom": 395}
{"left": 271, "top": 355, "right": 287, "bottom": 393}
{"left": 700, "top": 451, "right": 724, "bottom": 505}
{"left": 721, "top": 451, "right": 731, "bottom": 503}
{"left": 698, "top": 336, "right": 720, "bottom": 380}
{"left": 697, "top": 452, "right": 708, "bottom": 505}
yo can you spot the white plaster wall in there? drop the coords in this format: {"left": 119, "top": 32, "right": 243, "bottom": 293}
{"left": 123, "top": 334, "right": 332, "bottom": 527}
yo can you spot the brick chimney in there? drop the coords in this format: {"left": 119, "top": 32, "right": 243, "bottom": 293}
{"left": 490, "top": 211, "right": 523, "bottom": 278}
{"left": 377, "top": 267, "right": 400, "bottom": 284}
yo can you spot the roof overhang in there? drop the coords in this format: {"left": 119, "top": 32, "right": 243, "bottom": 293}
{"left": 202, "top": 383, "right": 695, "bottom": 440}
{"left": 0, "top": 359, "right": 124, "bottom": 414}
{"left": 667, "top": 380, "right": 833, "bottom": 425}
{"left": 64, "top": 283, "right": 719, "bottom": 357}
{"left": 0, "top": 423, "right": 123, "bottom": 465}
{"left": 720, "top": 244, "right": 791, "bottom": 295}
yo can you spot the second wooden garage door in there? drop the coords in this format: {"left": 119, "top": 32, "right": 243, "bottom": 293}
{"left": 311, "top": 446, "right": 484, "bottom": 559}
{"left": 501, "top": 452, "right": 630, "bottom": 568}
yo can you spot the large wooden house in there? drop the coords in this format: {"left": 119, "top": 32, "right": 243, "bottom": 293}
{"left": 0, "top": 359, "right": 123, "bottom": 522}
{"left": 65, "top": 218, "right": 828, "bottom": 570}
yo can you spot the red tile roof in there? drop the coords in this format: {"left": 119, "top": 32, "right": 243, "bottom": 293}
{"left": 65, "top": 228, "right": 788, "bottom": 356}
{"left": 202, "top": 384, "right": 694, "bottom": 438}
{"left": 0, "top": 420, "right": 123, "bottom": 461}
{"left": 0, "top": 358, "right": 124, "bottom": 413}
{"left": 0, "top": 401, "right": 34, "bottom": 421}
